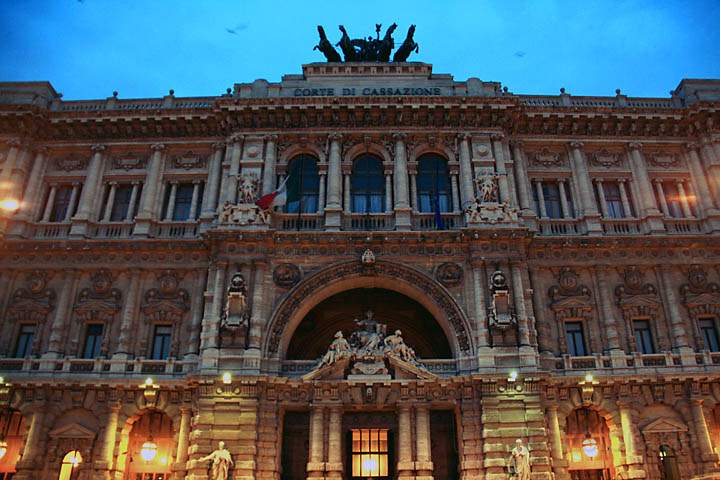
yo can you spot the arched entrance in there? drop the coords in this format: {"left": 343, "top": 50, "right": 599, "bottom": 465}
{"left": 0, "top": 409, "right": 26, "bottom": 479}
{"left": 264, "top": 260, "right": 473, "bottom": 361}
{"left": 286, "top": 288, "right": 452, "bottom": 360}
{"left": 121, "top": 410, "right": 174, "bottom": 480}
{"left": 566, "top": 408, "right": 614, "bottom": 480}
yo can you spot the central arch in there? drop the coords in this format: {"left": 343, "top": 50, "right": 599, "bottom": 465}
{"left": 263, "top": 260, "right": 474, "bottom": 360}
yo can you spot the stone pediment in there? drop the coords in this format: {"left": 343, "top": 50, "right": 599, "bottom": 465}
{"left": 641, "top": 418, "right": 688, "bottom": 434}
{"left": 302, "top": 355, "right": 437, "bottom": 382}
{"left": 49, "top": 423, "right": 96, "bottom": 439}
{"left": 684, "top": 291, "right": 720, "bottom": 309}
{"left": 550, "top": 295, "right": 592, "bottom": 311}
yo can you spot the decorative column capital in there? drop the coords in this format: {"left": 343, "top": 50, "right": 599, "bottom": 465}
{"left": 91, "top": 144, "right": 107, "bottom": 153}
{"left": 392, "top": 132, "right": 407, "bottom": 142}
{"left": 490, "top": 132, "right": 505, "bottom": 141}
{"left": 341, "top": 164, "right": 353, "bottom": 175}
{"left": 107, "top": 180, "right": 118, "bottom": 186}
{"left": 627, "top": 142, "right": 643, "bottom": 151}
{"left": 150, "top": 143, "right": 165, "bottom": 152}
{"left": 686, "top": 142, "right": 700, "bottom": 152}
{"left": 32, "top": 145, "right": 49, "bottom": 155}
{"left": 457, "top": 133, "right": 471, "bottom": 142}
{"left": 264, "top": 134, "right": 278, "bottom": 142}
{"left": 228, "top": 133, "right": 244, "bottom": 145}
{"left": 328, "top": 132, "right": 343, "bottom": 142}
{"left": 212, "top": 141, "right": 226, "bottom": 150}
{"left": 6, "top": 137, "right": 22, "bottom": 148}
{"left": 179, "top": 406, "right": 192, "bottom": 415}
{"left": 108, "top": 401, "right": 122, "bottom": 413}
{"left": 509, "top": 139, "right": 524, "bottom": 149}
{"left": 568, "top": 141, "right": 584, "bottom": 149}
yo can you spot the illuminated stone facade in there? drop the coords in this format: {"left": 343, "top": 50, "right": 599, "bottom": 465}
{"left": 1, "top": 64, "right": 720, "bottom": 480}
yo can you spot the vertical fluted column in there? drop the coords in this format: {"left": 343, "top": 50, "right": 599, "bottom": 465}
{"left": 557, "top": 180, "right": 570, "bottom": 218}
{"left": 202, "top": 142, "right": 224, "bottom": 218}
{"left": 227, "top": 137, "right": 243, "bottom": 204}
{"left": 64, "top": 183, "right": 80, "bottom": 222}
{"left": 325, "top": 133, "right": 343, "bottom": 228}
{"left": 690, "top": 399, "right": 719, "bottom": 466}
{"left": 397, "top": 405, "right": 414, "bottom": 479}
{"left": 654, "top": 180, "right": 669, "bottom": 216}
{"left": 491, "top": 133, "right": 512, "bottom": 205}
{"left": 393, "top": 133, "right": 411, "bottom": 228}
{"left": 175, "top": 407, "right": 192, "bottom": 469}
{"left": 0, "top": 139, "right": 21, "bottom": 186}
{"left": 45, "top": 270, "right": 78, "bottom": 356}
{"left": 450, "top": 168, "right": 460, "bottom": 213}
{"left": 700, "top": 139, "right": 720, "bottom": 204}
{"left": 318, "top": 171, "right": 326, "bottom": 212}
{"left": 618, "top": 180, "right": 632, "bottom": 217}
{"left": 114, "top": 270, "right": 141, "bottom": 358}
{"left": 657, "top": 266, "right": 691, "bottom": 353}
{"left": 41, "top": 185, "right": 57, "bottom": 222}
{"left": 471, "top": 260, "right": 490, "bottom": 350}
{"left": 511, "top": 140, "right": 533, "bottom": 213}
{"left": 676, "top": 181, "right": 693, "bottom": 218}
{"left": 409, "top": 163, "right": 418, "bottom": 211}
{"left": 73, "top": 144, "right": 106, "bottom": 221}
{"left": 686, "top": 143, "right": 718, "bottom": 215}
{"left": 326, "top": 406, "right": 343, "bottom": 479}
{"left": 125, "top": 182, "right": 139, "bottom": 221}
{"left": 343, "top": 169, "right": 351, "bottom": 214}
{"left": 569, "top": 142, "right": 598, "bottom": 216}
{"left": 134, "top": 144, "right": 164, "bottom": 236}
{"left": 307, "top": 405, "right": 325, "bottom": 479}
{"left": 101, "top": 402, "right": 121, "bottom": 470}
{"left": 217, "top": 135, "right": 242, "bottom": 212}
{"left": 627, "top": 143, "right": 661, "bottom": 216}
{"left": 458, "top": 134, "right": 474, "bottom": 208}
{"left": 535, "top": 181, "right": 547, "bottom": 217}
{"left": 547, "top": 405, "right": 567, "bottom": 477}
{"left": 415, "top": 406, "right": 433, "bottom": 478}
{"left": 262, "top": 135, "right": 278, "bottom": 195}
{"left": 595, "top": 179, "right": 609, "bottom": 218}
{"left": 17, "top": 147, "right": 47, "bottom": 221}
{"left": 385, "top": 169, "right": 393, "bottom": 213}
{"left": 594, "top": 266, "right": 621, "bottom": 352}
{"left": 247, "top": 262, "right": 266, "bottom": 351}
{"left": 511, "top": 262, "right": 531, "bottom": 347}
{"left": 164, "top": 182, "right": 178, "bottom": 221}
{"left": 102, "top": 182, "right": 118, "bottom": 221}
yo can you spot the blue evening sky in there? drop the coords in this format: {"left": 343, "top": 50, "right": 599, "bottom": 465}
{"left": 1, "top": 0, "right": 718, "bottom": 100}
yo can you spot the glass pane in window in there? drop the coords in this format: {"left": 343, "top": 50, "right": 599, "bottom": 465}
{"left": 602, "top": 182, "right": 626, "bottom": 219}
{"left": 633, "top": 320, "right": 655, "bottom": 354}
{"left": 351, "top": 156, "right": 385, "bottom": 214}
{"left": 14, "top": 324, "right": 35, "bottom": 358}
{"left": 565, "top": 322, "right": 586, "bottom": 356}
{"left": 417, "top": 155, "right": 451, "bottom": 213}
{"left": 285, "top": 155, "right": 320, "bottom": 214}
{"left": 151, "top": 325, "right": 172, "bottom": 360}
{"left": 172, "top": 184, "right": 195, "bottom": 221}
{"left": 109, "top": 185, "right": 133, "bottom": 221}
{"left": 50, "top": 185, "right": 75, "bottom": 222}
{"left": 700, "top": 318, "right": 720, "bottom": 352}
{"left": 542, "top": 182, "right": 562, "bottom": 219}
{"left": 82, "top": 324, "right": 104, "bottom": 358}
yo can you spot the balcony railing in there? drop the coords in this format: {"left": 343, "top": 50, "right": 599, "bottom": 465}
{"left": 342, "top": 213, "right": 395, "bottom": 231}
{"left": 601, "top": 218, "right": 643, "bottom": 235}
{"left": 538, "top": 218, "right": 585, "bottom": 236}
{"left": 89, "top": 221, "right": 134, "bottom": 239}
{"left": 0, "top": 357, "right": 197, "bottom": 375}
{"left": 150, "top": 221, "right": 198, "bottom": 238}
{"left": 272, "top": 213, "right": 323, "bottom": 231}
{"left": 280, "top": 358, "right": 458, "bottom": 377}
{"left": 411, "top": 213, "right": 463, "bottom": 230}
{"left": 664, "top": 218, "right": 704, "bottom": 234}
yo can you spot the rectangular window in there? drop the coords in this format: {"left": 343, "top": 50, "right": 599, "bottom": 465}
{"left": 151, "top": 325, "right": 173, "bottom": 360}
{"left": 656, "top": 181, "right": 695, "bottom": 218}
{"left": 14, "top": 324, "right": 35, "bottom": 358}
{"left": 633, "top": 320, "right": 655, "bottom": 354}
{"left": 597, "top": 181, "right": 630, "bottom": 219}
{"left": 48, "top": 185, "right": 76, "bottom": 222}
{"left": 565, "top": 322, "right": 587, "bottom": 356}
{"left": 82, "top": 324, "right": 104, "bottom": 358}
{"left": 532, "top": 181, "right": 574, "bottom": 219}
{"left": 351, "top": 429, "right": 389, "bottom": 478}
{"left": 108, "top": 184, "right": 137, "bottom": 221}
{"left": 163, "top": 183, "right": 202, "bottom": 221}
{"left": 699, "top": 318, "right": 720, "bottom": 352}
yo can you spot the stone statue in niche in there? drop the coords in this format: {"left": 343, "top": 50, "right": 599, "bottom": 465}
{"left": 200, "top": 441, "right": 233, "bottom": 480}
{"left": 237, "top": 173, "right": 259, "bottom": 204}
{"left": 488, "top": 269, "right": 516, "bottom": 329}
{"left": 475, "top": 171, "right": 499, "bottom": 203}
{"left": 220, "top": 273, "right": 249, "bottom": 348}
{"left": 508, "top": 439, "right": 530, "bottom": 480}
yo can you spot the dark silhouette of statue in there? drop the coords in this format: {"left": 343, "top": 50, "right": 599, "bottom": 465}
{"left": 314, "top": 23, "right": 418, "bottom": 62}
{"left": 314, "top": 25, "right": 341, "bottom": 62}
{"left": 392, "top": 24, "right": 419, "bottom": 62}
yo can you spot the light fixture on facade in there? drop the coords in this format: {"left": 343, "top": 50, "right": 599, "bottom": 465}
{"left": 508, "top": 370, "right": 518, "bottom": 382}
{"left": 140, "top": 438, "right": 158, "bottom": 462}
{"left": 0, "top": 198, "right": 19, "bottom": 212}
{"left": 584, "top": 373, "right": 594, "bottom": 383}
{"left": 0, "top": 440, "right": 7, "bottom": 460}
{"left": 67, "top": 450, "right": 82, "bottom": 466}
{"left": 222, "top": 372, "right": 232, "bottom": 384}
{"left": 582, "top": 434, "right": 599, "bottom": 458}
{"left": 144, "top": 377, "right": 154, "bottom": 387}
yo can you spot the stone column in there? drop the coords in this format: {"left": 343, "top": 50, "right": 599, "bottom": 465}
{"left": 247, "top": 262, "right": 266, "bottom": 352}
{"left": 618, "top": 180, "right": 632, "bottom": 217}
{"left": 201, "top": 142, "right": 224, "bottom": 219}
{"left": 657, "top": 266, "right": 693, "bottom": 361}
{"left": 511, "top": 141, "right": 533, "bottom": 214}
{"left": 627, "top": 143, "right": 664, "bottom": 232}
{"left": 16, "top": 147, "right": 47, "bottom": 221}
{"left": 700, "top": 139, "right": 720, "bottom": 204}
{"left": 262, "top": 135, "right": 278, "bottom": 195}
{"left": 385, "top": 169, "right": 393, "bottom": 213}
{"left": 458, "top": 134, "right": 474, "bottom": 208}
{"left": 326, "top": 406, "right": 343, "bottom": 479}
{"left": 0, "top": 139, "right": 21, "bottom": 186}
{"left": 393, "top": 133, "right": 411, "bottom": 228}
{"left": 114, "top": 270, "right": 141, "bottom": 360}
{"left": 307, "top": 405, "right": 325, "bottom": 480}
{"left": 415, "top": 406, "right": 433, "bottom": 479}
{"left": 690, "top": 399, "right": 720, "bottom": 468}
{"left": 175, "top": 407, "right": 192, "bottom": 472}
{"left": 535, "top": 181, "right": 547, "bottom": 218}
{"left": 134, "top": 143, "right": 165, "bottom": 235}
{"left": 409, "top": 164, "right": 418, "bottom": 211}
{"left": 547, "top": 405, "right": 568, "bottom": 478}
{"left": 125, "top": 182, "right": 139, "bottom": 221}
{"left": 676, "top": 180, "right": 693, "bottom": 218}
{"left": 569, "top": 142, "right": 597, "bottom": 214}
{"left": 200, "top": 263, "right": 225, "bottom": 368}
{"left": 618, "top": 402, "right": 641, "bottom": 468}
{"left": 17, "top": 409, "right": 44, "bottom": 466}
{"left": 471, "top": 260, "right": 491, "bottom": 358}
{"left": 164, "top": 181, "right": 178, "bottom": 221}
{"left": 217, "top": 135, "right": 242, "bottom": 213}
{"left": 71, "top": 144, "right": 105, "bottom": 236}
{"left": 511, "top": 262, "right": 531, "bottom": 348}
{"left": 558, "top": 180, "right": 571, "bottom": 218}
{"left": 343, "top": 169, "right": 351, "bottom": 214}
{"left": 686, "top": 143, "right": 719, "bottom": 216}
{"left": 64, "top": 183, "right": 80, "bottom": 222}
{"left": 102, "top": 182, "right": 118, "bottom": 221}
{"left": 654, "top": 179, "right": 669, "bottom": 216}
{"left": 491, "top": 134, "right": 512, "bottom": 205}
{"left": 397, "top": 405, "right": 414, "bottom": 479}
{"left": 99, "top": 402, "right": 121, "bottom": 471}
{"left": 529, "top": 268, "right": 553, "bottom": 356}
{"left": 226, "top": 137, "right": 243, "bottom": 204}
{"left": 595, "top": 179, "right": 609, "bottom": 218}
{"left": 325, "top": 133, "right": 343, "bottom": 228}
{"left": 450, "top": 169, "right": 460, "bottom": 213}
{"left": 594, "top": 266, "right": 622, "bottom": 355}
{"left": 188, "top": 181, "right": 201, "bottom": 220}
{"left": 318, "top": 171, "right": 326, "bottom": 213}
{"left": 41, "top": 185, "right": 57, "bottom": 222}
{"left": 45, "top": 270, "right": 79, "bottom": 357}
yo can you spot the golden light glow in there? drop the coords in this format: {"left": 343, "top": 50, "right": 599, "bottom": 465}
{"left": 584, "top": 373, "right": 594, "bottom": 383}
{"left": 144, "top": 377, "right": 154, "bottom": 386}
{"left": 351, "top": 429, "right": 388, "bottom": 478}
{"left": 222, "top": 372, "right": 232, "bottom": 384}
{"left": 571, "top": 449, "right": 582, "bottom": 462}
{"left": 582, "top": 436, "right": 599, "bottom": 458}
{"left": 65, "top": 450, "right": 82, "bottom": 466}
{"left": 140, "top": 440, "right": 158, "bottom": 462}
{"left": 0, "top": 440, "right": 7, "bottom": 460}
{"left": 0, "top": 198, "right": 19, "bottom": 212}
{"left": 508, "top": 370, "right": 518, "bottom": 382}
{"left": 361, "top": 456, "right": 379, "bottom": 476}
{"left": 159, "top": 455, "right": 168, "bottom": 465}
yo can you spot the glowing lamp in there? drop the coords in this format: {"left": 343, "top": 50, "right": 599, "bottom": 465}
{"left": 508, "top": 370, "right": 518, "bottom": 382}
{"left": 140, "top": 439, "right": 158, "bottom": 462}
{"left": 0, "top": 199, "right": 19, "bottom": 212}
{"left": 361, "top": 456, "right": 379, "bottom": 476}
{"left": 222, "top": 372, "right": 232, "bottom": 384}
{"left": 0, "top": 440, "right": 7, "bottom": 460}
{"left": 584, "top": 373, "right": 594, "bottom": 383}
{"left": 571, "top": 449, "right": 582, "bottom": 462}
{"left": 582, "top": 435, "right": 599, "bottom": 458}
{"left": 67, "top": 450, "right": 82, "bottom": 466}
{"left": 144, "top": 377, "right": 154, "bottom": 386}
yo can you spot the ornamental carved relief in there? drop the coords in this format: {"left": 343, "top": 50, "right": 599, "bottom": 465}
{"left": 172, "top": 151, "right": 206, "bottom": 169}
{"left": 435, "top": 262, "right": 463, "bottom": 288}
{"left": 680, "top": 265, "right": 720, "bottom": 340}
{"left": 273, "top": 263, "right": 301, "bottom": 288}
{"left": 141, "top": 270, "right": 190, "bottom": 357}
{"left": 74, "top": 269, "right": 122, "bottom": 356}
{"left": 549, "top": 268, "right": 594, "bottom": 354}
{"left": 111, "top": 155, "right": 147, "bottom": 170}
{"left": 54, "top": 154, "right": 88, "bottom": 171}
{"left": 266, "top": 260, "right": 472, "bottom": 356}
{"left": 589, "top": 149, "right": 622, "bottom": 168}
{"left": 529, "top": 148, "right": 565, "bottom": 168}
{"left": 5, "top": 271, "right": 56, "bottom": 356}
{"left": 614, "top": 266, "right": 665, "bottom": 352}
{"left": 648, "top": 153, "right": 681, "bottom": 168}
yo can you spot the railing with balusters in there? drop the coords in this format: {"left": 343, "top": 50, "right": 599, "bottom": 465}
{"left": 342, "top": 213, "right": 395, "bottom": 231}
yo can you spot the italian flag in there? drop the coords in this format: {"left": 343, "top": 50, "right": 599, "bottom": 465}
{"left": 255, "top": 176, "right": 295, "bottom": 211}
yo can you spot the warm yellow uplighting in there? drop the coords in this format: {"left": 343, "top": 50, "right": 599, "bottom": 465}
{"left": 140, "top": 440, "right": 158, "bottom": 462}
{"left": 222, "top": 372, "right": 232, "bottom": 384}
{"left": 571, "top": 449, "right": 582, "bottom": 462}
{"left": 582, "top": 435, "right": 599, "bottom": 458}
{"left": 66, "top": 450, "right": 82, "bottom": 466}
{"left": 0, "top": 440, "right": 7, "bottom": 460}
{"left": 144, "top": 377, "right": 154, "bottom": 386}
{"left": 0, "top": 198, "right": 19, "bottom": 212}
{"left": 361, "top": 456, "right": 379, "bottom": 476}
{"left": 584, "top": 373, "right": 594, "bottom": 383}
{"left": 508, "top": 370, "right": 518, "bottom": 382}
{"left": 158, "top": 455, "right": 168, "bottom": 466}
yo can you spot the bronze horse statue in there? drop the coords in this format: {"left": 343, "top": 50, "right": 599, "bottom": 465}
{"left": 392, "top": 24, "right": 419, "bottom": 62}
{"left": 313, "top": 25, "right": 341, "bottom": 62}
{"left": 336, "top": 25, "right": 359, "bottom": 62}
{"left": 376, "top": 23, "right": 397, "bottom": 62}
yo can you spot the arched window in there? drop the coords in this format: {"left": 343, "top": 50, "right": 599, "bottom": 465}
{"left": 284, "top": 155, "right": 320, "bottom": 214}
{"left": 417, "top": 155, "right": 451, "bottom": 213}
{"left": 57, "top": 450, "right": 82, "bottom": 480}
{"left": 351, "top": 155, "right": 385, "bottom": 214}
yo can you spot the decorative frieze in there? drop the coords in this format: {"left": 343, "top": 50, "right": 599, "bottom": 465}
{"left": 53, "top": 154, "right": 88, "bottom": 171}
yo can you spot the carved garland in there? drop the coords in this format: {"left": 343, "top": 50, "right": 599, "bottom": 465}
{"left": 266, "top": 260, "right": 473, "bottom": 356}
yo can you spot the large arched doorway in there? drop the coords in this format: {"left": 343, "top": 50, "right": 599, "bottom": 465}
{"left": 566, "top": 408, "right": 614, "bottom": 480}
{"left": 0, "top": 409, "right": 26, "bottom": 479}
{"left": 286, "top": 288, "right": 452, "bottom": 360}
{"left": 121, "top": 410, "right": 174, "bottom": 480}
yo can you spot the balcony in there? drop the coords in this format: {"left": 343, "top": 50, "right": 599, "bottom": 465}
{"left": 280, "top": 358, "right": 458, "bottom": 378}
{"left": 537, "top": 218, "right": 585, "bottom": 236}
{"left": 272, "top": 213, "right": 323, "bottom": 231}
{"left": 411, "top": 213, "right": 463, "bottom": 230}
{"left": 28, "top": 221, "right": 71, "bottom": 239}
{"left": 0, "top": 357, "right": 197, "bottom": 376}
{"left": 150, "top": 220, "right": 199, "bottom": 238}
{"left": 89, "top": 221, "right": 134, "bottom": 239}
{"left": 342, "top": 213, "right": 395, "bottom": 231}
{"left": 601, "top": 218, "right": 643, "bottom": 235}
{"left": 664, "top": 217, "right": 704, "bottom": 234}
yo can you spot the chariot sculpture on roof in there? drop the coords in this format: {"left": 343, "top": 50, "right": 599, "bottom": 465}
{"left": 314, "top": 24, "right": 419, "bottom": 63}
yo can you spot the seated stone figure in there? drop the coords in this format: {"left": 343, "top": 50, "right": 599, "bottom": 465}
{"left": 319, "top": 331, "right": 352, "bottom": 367}
{"left": 383, "top": 329, "right": 418, "bottom": 364}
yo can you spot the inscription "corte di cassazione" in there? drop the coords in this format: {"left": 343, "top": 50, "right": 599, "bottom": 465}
{"left": 293, "top": 87, "right": 442, "bottom": 97}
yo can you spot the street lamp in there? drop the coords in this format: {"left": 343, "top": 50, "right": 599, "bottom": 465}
{"left": 140, "top": 438, "right": 158, "bottom": 462}
{"left": 582, "top": 434, "right": 599, "bottom": 458}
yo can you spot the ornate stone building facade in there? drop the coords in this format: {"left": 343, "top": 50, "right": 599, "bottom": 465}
{"left": 0, "top": 63, "right": 720, "bottom": 480}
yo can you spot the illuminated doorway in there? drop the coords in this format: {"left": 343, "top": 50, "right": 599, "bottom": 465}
{"left": 344, "top": 413, "right": 395, "bottom": 480}
{"left": 57, "top": 450, "right": 82, "bottom": 480}
{"left": 124, "top": 411, "right": 173, "bottom": 480}
{"left": 0, "top": 410, "right": 26, "bottom": 479}
{"left": 566, "top": 408, "right": 613, "bottom": 480}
